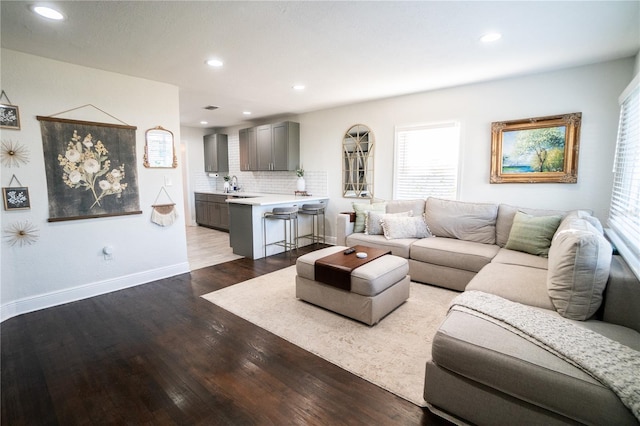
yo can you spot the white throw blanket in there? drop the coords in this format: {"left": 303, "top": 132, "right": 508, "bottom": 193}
{"left": 450, "top": 291, "right": 640, "bottom": 421}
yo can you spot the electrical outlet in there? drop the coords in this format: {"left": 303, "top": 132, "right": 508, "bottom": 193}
{"left": 103, "top": 246, "right": 113, "bottom": 261}
{"left": 164, "top": 176, "right": 173, "bottom": 186}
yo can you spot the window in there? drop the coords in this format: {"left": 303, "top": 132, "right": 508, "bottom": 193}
{"left": 607, "top": 73, "right": 640, "bottom": 279}
{"left": 393, "top": 122, "right": 460, "bottom": 200}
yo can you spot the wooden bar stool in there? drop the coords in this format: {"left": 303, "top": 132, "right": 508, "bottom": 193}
{"left": 298, "top": 202, "right": 325, "bottom": 246}
{"left": 263, "top": 206, "right": 299, "bottom": 257}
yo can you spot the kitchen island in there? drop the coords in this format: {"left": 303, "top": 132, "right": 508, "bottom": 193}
{"left": 226, "top": 193, "right": 329, "bottom": 259}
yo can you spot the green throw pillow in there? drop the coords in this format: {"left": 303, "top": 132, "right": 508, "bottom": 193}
{"left": 505, "top": 211, "right": 562, "bottom": 257}
{"left": 353, "top": 202, "right": 386, "bottom": 233}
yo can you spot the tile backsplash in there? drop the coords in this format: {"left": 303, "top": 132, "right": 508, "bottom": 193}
{"left": 193, "top": 133, "right": 328, "bottom": 196}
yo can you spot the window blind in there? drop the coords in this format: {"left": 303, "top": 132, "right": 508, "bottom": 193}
{"left": 608, "top": 74, "right": 640, "bottom": 278}
{"left": 393, "top": 122, "right": 460, "bottom": 200}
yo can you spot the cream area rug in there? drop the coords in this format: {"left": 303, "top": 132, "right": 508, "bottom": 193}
{"left": 201, "top": 265, "right": 458, "bottom": 407}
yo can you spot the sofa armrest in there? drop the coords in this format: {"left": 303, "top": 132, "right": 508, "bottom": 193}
{"left": 336, "top": 213, "right": 355, "bottom": 246}
{"left": 602, "top": 255, "right": 640, "bottom": 333}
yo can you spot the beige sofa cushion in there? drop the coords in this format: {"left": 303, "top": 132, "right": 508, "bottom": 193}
{"left": 424, "top": 198, "right": 498, "bottom": 244}
{"left": 346, "top": 233, "right": 415, "bottom": 258}
{"left": 504, "top": 211, "right": 562, "bottom": 257}
{"left": 547, "top": 218, "right": 612, "bottom": 320}
{"left": 492, "top": 248, "right": 549, "bottom": 270}
{"left": 466, "top": 263, "right": 554, "bottom": 310}
{"left": 385, "top": 199, "right": 426, "bottom": 216}
{"left": 496, "top": 204, "right": 569, "bottom": 247}
{"left": 410, "top": 237, "right": 500, "bottom": 273}
{"left": 428, "top": 310, "right": 639, "bottom": 426}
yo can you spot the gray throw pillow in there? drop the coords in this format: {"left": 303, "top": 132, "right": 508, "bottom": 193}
{"left": 365, "top": 210, "right": 412, "bottom": 235}
{"left": 547, "top": 218, "right": 612, "bottom": 320}
{"left": 381, "top": 215, "right": 432, "bottom": 240}
{"left": 352, "top": 202, "right": 386, "bottom": 233}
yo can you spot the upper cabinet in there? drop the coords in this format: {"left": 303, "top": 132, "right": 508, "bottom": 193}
{"left": 239, "top": 121, "right": 300, "bottom": 171}
{"left": 204, "top": 133, "right": 229, "bottom": 173}
{"left": 239, "top": 127, "right": 257, "bottom": 171}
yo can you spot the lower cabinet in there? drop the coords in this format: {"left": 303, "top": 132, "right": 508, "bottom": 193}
{"left": 195, "top": 193, "right": 229, "bottom": 231}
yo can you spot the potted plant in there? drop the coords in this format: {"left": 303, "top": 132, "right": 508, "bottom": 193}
{"left": 223, "top": 175, "right": 231, "bottom": 192}
{"left": 296, "top": 168, "right": 305, "bottom": 192}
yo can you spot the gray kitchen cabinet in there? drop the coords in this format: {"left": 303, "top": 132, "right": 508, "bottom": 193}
{"left": 271, "top": 121, "right": 300, "bottom": 171}
{"left": 204, "top": 133, "right": 229, "bottom": 173}
{"left": 256, "top": 124, "right": 273, "bottom": 170}
{"left": 194, "top": 193, "right": 229, "bottom": 231}
{"left": 239, "top": 127, "right": 257, "bottom": 171}
{"left": 238, "top": 121, "right": 299, "bottom": 171}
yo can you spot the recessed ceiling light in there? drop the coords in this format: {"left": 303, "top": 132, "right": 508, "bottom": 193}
{"left": 243, "top": 111, "right": 252, "bottom": 115}
{"left": 292, "top": 84, "right": 306, "bottom": 91}
{"left": 200, "top": 121, "right": 208, "bottom": 125}
{"left": 205, "top": 58, "right": 224, "bottom": 67}
{"left": 480, "top": 32, "right": 502, "bottom": 43}
{"left": 32, "top": 5, "right": 65, "bottom": 20}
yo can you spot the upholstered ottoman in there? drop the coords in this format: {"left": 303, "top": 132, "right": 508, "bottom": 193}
{"left": 295, "top": 246, "right": 410, "bottom": 325}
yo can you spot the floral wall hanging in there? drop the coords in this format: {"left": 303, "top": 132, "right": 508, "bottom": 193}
{"left": 37, "top": 116, "right": 141, "bottom": 222}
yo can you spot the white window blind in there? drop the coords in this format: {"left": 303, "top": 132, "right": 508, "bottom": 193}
{"left": 608, "top": 73, "right": 640, "bottom": 278}
{"left": 393, "top": 122, "right": 460, "bottom": 200}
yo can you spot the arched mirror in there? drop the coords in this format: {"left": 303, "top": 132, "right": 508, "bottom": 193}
{"left": 343, "top": 124, "right": 374, "bottom": 198}
{"left": 144, "top": 126, "right": 177, "bottom": 168}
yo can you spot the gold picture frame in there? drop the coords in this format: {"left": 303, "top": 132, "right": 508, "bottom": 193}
{"left": 490, "top": 113, "right": 581, "bottom": 183}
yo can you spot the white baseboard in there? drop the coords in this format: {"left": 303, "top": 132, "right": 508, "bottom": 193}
{"left": 0, "top": 262, "right": 191, "bottom": 322}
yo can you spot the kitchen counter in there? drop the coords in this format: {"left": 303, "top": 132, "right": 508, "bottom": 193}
{"left": 225, "top": 192, "right": 329, "bottom": 259}
{"left": 226, "top": 193, "right": 328, "bottom": 206}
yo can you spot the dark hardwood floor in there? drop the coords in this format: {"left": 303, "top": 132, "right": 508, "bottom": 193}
{"left": 1, "top": 245, "right": 452, "bottom": 425}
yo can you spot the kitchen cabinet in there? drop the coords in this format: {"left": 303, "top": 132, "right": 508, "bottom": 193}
{"left": 238, "top": 121, "right": 299, "bottom": 171}
{"left": 195, "top": 193, "right": 229, "bottom": 231}
{"left": 204, "top": 133, "right": 229, "bottom": 173}
{"left": 239, "top": 127, "right": 257, "bottom": 171}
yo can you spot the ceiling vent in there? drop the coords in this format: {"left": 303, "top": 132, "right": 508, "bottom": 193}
{"left": 204, "top": 105, "right": 219, "bottom": 111}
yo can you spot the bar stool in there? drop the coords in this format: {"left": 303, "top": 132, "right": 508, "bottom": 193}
{"left": 263, "top": 206, "right": 299, "bottom": 257}
{"left": 298, "top": 202, "right": 325, "bottom": 246}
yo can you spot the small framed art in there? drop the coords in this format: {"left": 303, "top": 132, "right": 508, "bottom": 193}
{"left": 3, "top": 187, "right": 30, "bottom": 210}
{"left": 0, "top": 104, "right": 21, "bottom": 130}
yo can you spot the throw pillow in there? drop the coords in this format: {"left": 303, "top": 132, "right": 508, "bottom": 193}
{"left": 365, "top": 210, "right": 413, "bottom": 235}
{"left": 424, "top": 197, "right": 498, "bottom": 244}
{"left": 352, "top": 202, "right": 386, "bottom": 233}
{"left": 385, "top": 199, "right": 426, "bottom": 217}
{"left": 505, "top": 211, "right": 562, "bottom": 257}
{"left": 381, "top": 215, "right": 432, "bottom": 240}
{"left": 547, "top": 219, "right": 612, "bottom": 320}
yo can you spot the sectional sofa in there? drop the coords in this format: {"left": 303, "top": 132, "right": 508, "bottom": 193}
{"left": 336, "top": 197, "right": 640, "bottom": 425}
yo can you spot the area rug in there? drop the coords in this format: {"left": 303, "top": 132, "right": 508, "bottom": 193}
{"left": 201, "top": 265, "right": 458, "bottom": 407}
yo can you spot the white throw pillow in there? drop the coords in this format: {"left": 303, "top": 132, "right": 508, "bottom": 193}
{"left": 381, "top": 215, "right": 432, "bottom": 240}
{"left": 365, "top": 210, "right": 413, "bottom": 235}
{"left": 547, "top": 218, "right": 612, "bottom": 320}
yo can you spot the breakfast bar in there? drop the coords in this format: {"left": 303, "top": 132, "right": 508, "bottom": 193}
{"left": 227, "top": 193, "right": 329, "bottom": 259}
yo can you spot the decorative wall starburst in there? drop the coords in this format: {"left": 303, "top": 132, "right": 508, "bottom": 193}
{"left": 3, "top": 220, "right": 39, "bottom": 247}
{"left": 1, "top": 139, "right": 30, "bottom": 167}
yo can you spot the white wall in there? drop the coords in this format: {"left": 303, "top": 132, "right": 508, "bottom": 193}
{"left": 180, "top": 125, "right": 212, "bottom": 225}
{"left": 292, "top": 58, "right": 634, "bottom": 237}
{"left": 0, "top": 49, "right": 189, "bottom": 321}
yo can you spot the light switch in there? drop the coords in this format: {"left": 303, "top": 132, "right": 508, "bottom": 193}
{"left": 164, "top": 176, "right": 173, "bottom": 186}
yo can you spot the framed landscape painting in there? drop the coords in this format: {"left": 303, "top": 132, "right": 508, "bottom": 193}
{"left": 490, "top": 113, "right": 581, "bottom": 183}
